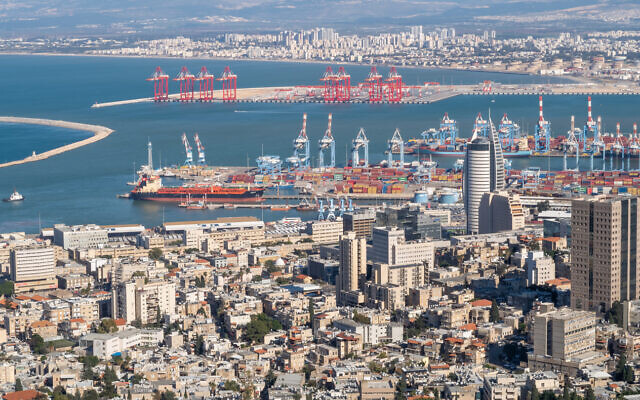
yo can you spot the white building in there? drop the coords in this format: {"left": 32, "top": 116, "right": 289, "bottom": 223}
{"left": 53, "top": 224, "right": 108, "bottom": 250}
{"left": 79, "top": 328, "right": 164, "bottom": 358}
{"left": 10, "top": 246, "right": 57, "bottom": 293}
{"left": 526, "top": 251, "right": 556, "bottom": 286}
{"left": 370, "top": 227, "right": 433, "bottom": 267}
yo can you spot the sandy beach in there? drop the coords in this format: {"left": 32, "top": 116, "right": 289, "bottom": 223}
{"left": 0, "top": 117, "right": 114, "bottom": 169}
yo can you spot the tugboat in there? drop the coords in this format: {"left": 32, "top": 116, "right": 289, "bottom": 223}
{"left": 3, "top": 189, "right": 24, "bottom": 202}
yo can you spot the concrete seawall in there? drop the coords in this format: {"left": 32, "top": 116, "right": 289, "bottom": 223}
{"left": 0, "top": 117, "right": 114, "bottom": 169}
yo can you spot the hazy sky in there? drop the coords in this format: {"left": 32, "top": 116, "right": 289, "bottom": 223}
{"left": 0, "top": 0, "right": 635, "bottom": 37}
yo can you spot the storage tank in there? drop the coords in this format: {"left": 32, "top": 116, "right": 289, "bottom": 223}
{"left": 438, "top": 188, "right": 460, "bottom": 204}
{"left": 413, "top": 190, "right": 429, "bottom": 204}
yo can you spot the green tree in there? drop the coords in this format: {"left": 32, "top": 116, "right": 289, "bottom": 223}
{"left": 614, "top": 355, "right": 635, "bottom": 383}
{"left": 97, "top": 318, "right": 118, "bottom": 333}
{"left": 308, "top": 298, "right": 314, "bottom": 324}
{"left": 15, "top": 378, "right": 23, "bottom": 391}
{"left": 224, "top": 381, "right": 241, "bottom": 392}
{"left": 563, "top": 385, "right": 570, "bottom": 400}
{"left": 194, "top": 335, "right": 205, "bottom": 355}
{"left": 149, "top": 248, "right": 163, "bottom": 260}
{"left": 606, "top": 301, "right": 624, "bottom": 328}
{"left": 537, "top": 200, "right": 550, "bottom": 213}
{"left": 352, "top": 311, "right": 371, "bottom": 325}
{"left": 490, "top": 300, "right": 500, "bottom": 323}
{"left": 584, "top": 387, "right": 595, "bottom": 400}
{"left": 394, "top": 374, "right": 407, "bottom": 400}
{"left": 242, "top": 313, "right": 282, "bottom": 344}
{"left": 30, "top": 334, "right": 47, "bottom": 354}
{"left": 531, "top": 386, "right": 540, "bottom": 400}
{"left": 0, "top": 280, "right": 14, "bottom": 296}
{"left": 103, "top": 366, "right": 118, "bottom": 383}
{"left": 160, "top": 391, "right": 177, "bottom": 400}
{"left": 81, "top": 390, "right": 99, "bottom": 400}
{"left": 302, "top": 364, "right": 315, "bottom": 381}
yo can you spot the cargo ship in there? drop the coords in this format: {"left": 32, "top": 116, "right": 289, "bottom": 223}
{"left": 412, "top": 112, "right": 532, "bottom": 158}
{"left": 130, "top": 174, "right": 264, "bottom": 203}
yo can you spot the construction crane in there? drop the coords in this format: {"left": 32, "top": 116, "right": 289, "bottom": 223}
{"left": 195, "top": 67, "right": 214, "bottom": 101}
{"left": 147, "top": 67, "right": 169, "bottom": 102}
{"left": 216, "top": 66, "right": 237, "bottom": 102}
{"left": 181, "top": 133, "right": 194, "bottom": 166}
{"left": 193, "top": 133, "right": 206, "bottom": 166}
{"left": 288, "top": 113, "right": 310, "bottom": 169}
{"left": 174, "top": 67, "right": 195, "bottom": 102}
{"left": 365, "top": 66, "right": 383, "bottom": 102}
{"left": 351, "top": 128, "right": 369, "bottom": 167}
{"left": 318, "top": 114, "right": 336, "bottom": 168}
{"left": 534, "top": 96, "right": 551, "bottom": 153}
{"left": 387, "top": 128, "right": 404, "bottom": 167}
{"left": 385, "top": 67, "right": 403, "bottom": 102}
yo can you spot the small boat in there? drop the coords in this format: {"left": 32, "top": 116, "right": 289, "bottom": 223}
{"left": 271, "top": 205, "right": 291, "bottom": 211}
{"left": 3, "top": 190, "right": 24, "bottom": 202}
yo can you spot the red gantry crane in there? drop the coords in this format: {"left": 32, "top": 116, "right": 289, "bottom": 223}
{"left": 147, "top": 67, "right": 169, "bottom": 102}
{"left": 216, "top": 66, "right": 237, "bottom": 102}
{"left": 174, "top": 67, "right": 195, "bottom": 102}
{"left": 320, "top": 66, "right": 337, "bottom": 102}
{"left": 385, "top": 67, "right": 403, "bottom": 102}
{"left": 365, "top": 66, "right": 384, "bottom": 102}
{"left": 195, "top": 67, "right": 215, "bottom": 101}
{"left": 335, "top": 66, "right": 351, "bottom": 102}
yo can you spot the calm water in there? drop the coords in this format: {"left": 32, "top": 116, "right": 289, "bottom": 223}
{"left": 0, "top": 123, "right": 92, "bottom": 164}
{"left": 0, "top": 54, "right": 638, "bottom": 233}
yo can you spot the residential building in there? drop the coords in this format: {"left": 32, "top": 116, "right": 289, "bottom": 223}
{"left": 526, "top": 251, "right": 556, "bottom": 286}
{"left": 478, "top": 191, "right": 525, "bottom": 234}
{"left": 10, "top": 246, "right": 57, "bottom": 293}
{"left": 305, "top": 220, "right": 343, "bottom": 244}
{"left": 336, "top": 232, "right": 366, "bottom": 306}
{"left": 370, "top": 227, "right": 433, "bottom": 267}
{"left": 343, "top": 209, "right": 376, "bottom": 239}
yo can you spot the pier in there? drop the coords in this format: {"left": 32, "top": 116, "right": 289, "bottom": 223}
{"left": 0, "top": 117, "right": 114, "bottom": 169}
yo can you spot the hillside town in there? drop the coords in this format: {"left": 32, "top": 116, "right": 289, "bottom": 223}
{"left": 0, "top": 186, "right": 639, "bottom": 400}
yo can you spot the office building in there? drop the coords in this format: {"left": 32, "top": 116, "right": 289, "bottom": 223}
{"left": 571, "top": 196, "right": 640, "bottom": 313}
{"left": 343, "top": 209, "right": 376, "bottom": 239}
{"left": 10, "top": 246, "right": 57, "bottom": 293}
{"left": 336, "top": 232, "right": 367, "bottom": 306}
{"left": 53, "top": 224, "right": 108, "bottom": 250}
{"left": 370, "top": 227, "right": 434, "bottom": 268}
{"left": 376, "top": 204, "right": 442, "bottom": 240}
{"left": 478, "top": 191, "right": 525, "bottom": 234}
{"left": 464, "top": 119, "right": 504, "bottom": 234}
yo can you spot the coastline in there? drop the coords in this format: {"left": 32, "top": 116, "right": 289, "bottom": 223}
{"left": 0, "top": 117, "right": 114, "bottom": 169}
{"left": 0, "top": 51, "right": 577, "bottom": 81}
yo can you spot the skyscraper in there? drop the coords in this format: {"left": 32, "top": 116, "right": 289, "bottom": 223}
{"left": 336, "top": 231, "right": 367, "bottom": 306}
{"left": 463, "top": 118, "right": 504, "bottom": 234}
{"left": 571, "top": 196, "right": 640, "bottom": 314}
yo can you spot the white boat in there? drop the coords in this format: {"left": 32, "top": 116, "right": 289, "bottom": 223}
{"left": 3, "top": 190, "right": 24, "bottom": 202}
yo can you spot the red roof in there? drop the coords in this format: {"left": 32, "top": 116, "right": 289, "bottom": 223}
{"left": 114, "top": 318, "right": 127, "bottom": 326}
{"left": 471, "top": 299, "right": 492, "bottom": 307}
{"left": 3, "top": 391, "right": 41, "bottom": 400}
{"left": 459, "top": 323, "right": 477, "bottom": 331}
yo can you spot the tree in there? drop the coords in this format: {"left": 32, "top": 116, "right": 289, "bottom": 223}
{"left": 81, "top": 390, "right": 98, "bottom": 400}
{"left": 394, "top": 374, "right": 407, "bottom": 400}
{"left": 606, "top": 301, "right": 624, "bottom": 328}
{"left": 194, "top": 335, "right": 205, "bottom": 355}
{"left": 537, "top": 200, "right": 550, "bottom": 213}
{"left": 302, "top": 364, "right": 315, "bottom": 381}
{"left": 30, "top": 334, "right": 47, "bottom": 354}
{"left": 160, "top": 391, "right": 177, "bottom": 400}
{"left": 530, "top": 386, "right": 540, "bottom": 400}
{"left": 242, "top": 313, "right": 282, "bottom": 344}
{"left": 584, "top": 387, "right": 595, "bottom": 400}
{"left": 308, "top": 298, "right": 314, "bottom": 324}
{"left": 149, "top": 248, "right": 163, "bottom": 260}
{"left": 0, "top": 280, "right": 14, "bottom": 296}
{"left": 352, "top": 311, "right": 371, "bottom": 325}
{"left": 614, "top": 355, "right": 634, "bottom": 383}
{"left": 97, "top": 318, "right": 118, "bottom": 333}
{"left": 15, "top": 378, "right": 23, "bottom": 391}
{"left": 224, "top": 381, "right": 241, "bottom": 392}
{"left": 490, "top": 300, "right": 500, "bottom": 322}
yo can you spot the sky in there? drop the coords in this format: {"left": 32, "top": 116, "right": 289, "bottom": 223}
{"left": 0, "top": 0, "right": 637, "bottom": 37}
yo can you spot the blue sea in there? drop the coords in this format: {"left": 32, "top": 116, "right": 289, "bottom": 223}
{"left": 0, "top": 54, "right": 638, "bottom": 233}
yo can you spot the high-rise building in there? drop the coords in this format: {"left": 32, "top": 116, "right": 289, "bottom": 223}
{"left": 478, "top": 191, "right": 525, "bottom": 233}
{"left": 53, "top": 224, "right": 108, "bottom": 250}
{"left": 571, "top": 196, "right": 640, "bottom": 313}
{"left": 343, "top": 209, "right": 376, "bottom": 239}
{"left": 464, "top": 119, "right": 504, "bottom": 234}
{"left": 10, "top": 246, "right": 57, "bottom": 294}
{"left": 336, "top": 232, "right": 367, "bottom": 306}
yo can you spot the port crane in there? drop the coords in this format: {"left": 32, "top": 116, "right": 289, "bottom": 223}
{"left": 498, "top": 113, "right": 519, "bottom": 151}
{"left": 563, "top": 115, "right": 580, "bottom": 171}
{"left": 473, "top": 113, "right": 489, "bottom": 137}
{"left": 182, "top": 133, "right": 194, "bottom": 166}
{"left": 320, "top": 67, "right": 338, "bottom": 102}
{"left": 318, "top": 114, "right": 336, "bottom": 168}
{"left": 193, "top": 133, "right": 206, "bottom": 166}
{"left": 147, "top": 67, "right": 169, "bottom": 102}
{"left": 630, "top": 123, "right": 640, "bottom": 170}
{"left": 385, "top": 67, "right": 403, "bottom": 102}
{"left": 174, "top": 67, "right": 195, "bottom": 102}
{"left": 439, "top": 112, "right": 458, "bottom": 145}
{"left": 351, "top": 128, "right": 369, "bottom": 167}
{"left": 217, "top": 66, "right": 237, "bottom": 102}
{"left": 365, "top": 67, "right": 384, "bottom": 102}
{"left": 613, "top": 122, "right": 625, "bottom": 171}
{"left": 290, "top": 113, "right": 310, "bottom": 169}
{"left": 195, "top": 67, "right": 215, "bottom": 101}
{"left": 387, "top": 128, "right": 404, "bottom": 167}
{"left": 534, "top": 96, "right": 551, "bottom": 153}
{"left": 335, "top": 67, "right": 352, "bottom": 102}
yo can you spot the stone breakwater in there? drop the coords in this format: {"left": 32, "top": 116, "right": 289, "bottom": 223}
{"left": 0, "top": 117, "right": 114, "bottom": 168}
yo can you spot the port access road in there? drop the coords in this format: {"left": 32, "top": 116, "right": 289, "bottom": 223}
{"left": 0, "top": 117, "right": 114, "bottom": 169}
